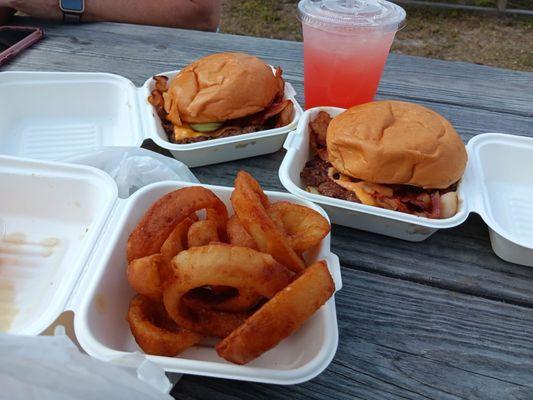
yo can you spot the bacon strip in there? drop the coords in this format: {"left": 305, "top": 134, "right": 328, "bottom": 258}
{"left": 240, "top": 100, "right": 292, "bottom": 125}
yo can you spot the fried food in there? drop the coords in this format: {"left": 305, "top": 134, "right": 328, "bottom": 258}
{"left": 216, "top": 261, "right": 334, "bottom": 364}
{"left": 186, "top": 222, "right": 262, "bottom": 312}
{"left": 125, "top": 171, "right": 335, "bottom": 365}
{"left": 228, "top": 201, "right": 329, "bottom": 254}
{"left": 231, "top": 171, "right": 305, "bottom": 272}
{"left": 210, "top": 288, "right": 262, "bottom": 313}
{"left": 183, "top": 286, "right": 263, "bottom": 314}
{"left": 226, "top": 214, "right": 257, "bottom": 250}
{"left": 127, "top": 186, "right": 228, "bottom": 262}
{"left": 127, "top": 295, "right": 203, "bottom": 357}
{"left": 187, "top": 219, "right": 220, "bottom": 248}
{"left": 163, "top": 244, "right": 292, "bottom": 337}
{"left": 160, "top": 217, "right": 196, "bottom": 262}
{"left": 267, "top": 202, "right": 330, "bottom": 254}
{"left": 127, "top": 254, "right": 165, "bottom": 302}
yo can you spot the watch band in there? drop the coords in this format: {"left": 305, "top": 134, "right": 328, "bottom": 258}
{"left": 62, "top": 11, "right": 82, "bottom": 23}
{"left": 59, "top": 0, "right": 85, "bottom": 23}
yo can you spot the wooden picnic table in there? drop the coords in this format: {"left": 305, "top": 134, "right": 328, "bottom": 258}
{"left": 4, "top": 18, "right": 533, "bottom": 400}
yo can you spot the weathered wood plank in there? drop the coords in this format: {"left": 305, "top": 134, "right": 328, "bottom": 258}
{"left": 173, "top": 268, "right": 533, "bottom": 399}
{"left": 4, "top": 19, "right": 533, "bottom": 117}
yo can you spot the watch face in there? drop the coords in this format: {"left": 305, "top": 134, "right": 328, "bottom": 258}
{"left": 61, "top": 0, "right": 84, "bottom": 12}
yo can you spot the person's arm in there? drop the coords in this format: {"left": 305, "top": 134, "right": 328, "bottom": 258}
{"left": 0, "top": 0, "right": 221, "bottom": 31}
{"left": 0, "top": 7, "right": 15, "bottom": 24}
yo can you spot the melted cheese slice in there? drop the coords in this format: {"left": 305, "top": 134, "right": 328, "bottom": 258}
{"left": 172, "top": 125, "right": 211, "bottom": 141}
{"left": 335, "top": 180, "right": 377, "bottom": 206}
{"left": 327, "top": 167, "right": 393, "bottom": 206}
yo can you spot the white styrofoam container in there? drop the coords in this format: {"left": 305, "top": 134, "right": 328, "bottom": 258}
{"left": 466, "top": 133, "right": 533, "bottom": 266}
{"left": 0, "top": 71, "right": 302, "bottom": 167}
{"left": 280, "top": 107, "right": 469, "bottom": 242}
{"left": 0, "top": 155, "right": 117, "bottom": 335}
{"left": 0, "top": 154, "right": 341, "bottom": 384}
{"left": 279, "top": 107, "right": 533, "bottom": 267}
{"left": 141, "top": 70, "right": 303, "bottom": 167}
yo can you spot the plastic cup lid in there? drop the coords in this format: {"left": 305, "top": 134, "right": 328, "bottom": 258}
{"left": 298, "top": 0, "right": 406, "bottom": 33}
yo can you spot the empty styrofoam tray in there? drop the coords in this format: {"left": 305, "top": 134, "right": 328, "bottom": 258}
{"left": 0, "top": 70, "right": 302, "bottom": 167}
{"left": 0, "top": 155, "right": 117, "bottom": 335}
{"left": 0, "top": 154, "right": 341, "bottom": 384}
{"left": 279, "top": 107, "right": 533, "bottom": 267}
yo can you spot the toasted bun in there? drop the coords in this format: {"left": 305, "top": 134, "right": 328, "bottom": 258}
{"left": 327, "top": 101, "right": 467, "bottom": 189}
{"left": 166, "top": 52, "right": 279, "bottom": 124}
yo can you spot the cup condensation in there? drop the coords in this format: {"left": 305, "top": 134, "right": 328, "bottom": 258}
{"left": 298, "top": 0, "right": 406, "bottom": 109}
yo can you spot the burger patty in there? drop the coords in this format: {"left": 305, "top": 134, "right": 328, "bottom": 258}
{"left": 301, "top": 155, "right": 457, "bottom": 216}
{"left": 301, "top": 157, "right": 360, "bottom": 203}
{"left": 166, "top": 125, "right": 265, "bottom": 144}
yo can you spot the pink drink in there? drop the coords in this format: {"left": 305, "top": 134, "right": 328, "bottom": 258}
{"left": 298, "top": 0, "right": 405, "bottom": 109}
{"left": 303, "top": 24, "right": 395, "bottom": 108}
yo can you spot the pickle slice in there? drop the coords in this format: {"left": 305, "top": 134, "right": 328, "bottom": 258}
{"left": 190, "top": 122, "right": 223, "bottom": 133}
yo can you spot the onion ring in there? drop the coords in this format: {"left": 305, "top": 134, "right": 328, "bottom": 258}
{"left": 127, "top": 254, "right": 165, "bottom": 302}
{"left": 267, "top": 202, "right": 330, "bottom": 254}
{"left": 187, "top": 219, "right": 220, "bottom": 248}
{"left": 127, "top": 295, "right": 203, "bottom": 357}
{"left": 183, "top": 286, "right": 263, "bottom": 314}
{"left": 216, "top": 260, "right": 334, "bottom": 364}
{"left": 160, "top": 216, "right": 196, "bottom": 262}
{"left": 171, "top": 220, "right": 262, "bottom": 313}
{"left": 227, "top": 214, "right": 257, "bottom": 250}
{"left": 127, "top": 187, "right": 228, "bottom": 262}
{"left": 231, "top": 171, "right": 305, "bottom": 272}
{"left": 163, "top": 244, "right": 293, "bottom": 337}
{"left": 186, "top": 219, "right": 262, "bottom": 312}
{"left": 211, "top": 289, "right": 262, "bottom": 313}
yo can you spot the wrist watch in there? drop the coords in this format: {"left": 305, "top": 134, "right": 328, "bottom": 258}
{"left": 59, "top": 0, "right": 85, "bottom": 23}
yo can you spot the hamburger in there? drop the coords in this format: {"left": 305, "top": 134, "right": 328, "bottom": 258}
{"left": 301, "top": 101, "right": 468, "bottom": 219}
{"left": 148, "top": 52, "right": 294, "bottom": 144}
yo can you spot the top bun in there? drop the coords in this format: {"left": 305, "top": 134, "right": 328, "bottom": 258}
{"left": 326, "top": 101, "right": 467, "bottom": 189}
{"left": 166, "top": 52, "right": 279, "bottom": 124}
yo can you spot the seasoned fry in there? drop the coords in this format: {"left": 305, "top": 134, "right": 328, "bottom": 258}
{"left": 231, "top": 171, "right": 305, "bottom": 272}
{"left": 127, "top": 295, "right": 202, "bottom": 356}
{"left": 217, "top": 261, "right": 334, "bottom": 364}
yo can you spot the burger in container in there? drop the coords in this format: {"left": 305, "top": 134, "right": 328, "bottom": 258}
{"left": 143, "top": 52, "right": 303, "bottom": 167}
{"left": 0, "top": 148, "right": 341, "bottom": 384}
{"left": 0, "top": 52, "right": 302, "bottom": 168}
{"left": 279, "top": 101, "right": 533, "bottom": 267}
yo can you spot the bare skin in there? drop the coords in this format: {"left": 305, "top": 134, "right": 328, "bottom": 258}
{"left": 0, "top": 0, "right": 221, "bottom": 31}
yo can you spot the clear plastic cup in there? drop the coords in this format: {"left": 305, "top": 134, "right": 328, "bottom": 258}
{"left": 298, "top": 0, "right": 406, "bottom": 109}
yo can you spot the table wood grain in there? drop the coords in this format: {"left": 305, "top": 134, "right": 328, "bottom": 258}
{"left": 4, "top": 18, "right": 533, "bottom": 400}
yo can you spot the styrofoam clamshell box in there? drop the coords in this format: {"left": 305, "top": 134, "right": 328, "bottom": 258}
{"left": 0, "top": 70, "right": 302, "bottom": 167}
{"left": 279, "top": 107, "right": 533, "bottom": 267}
{"left": 0, "top": 153, "right": 342, "bottom": 385}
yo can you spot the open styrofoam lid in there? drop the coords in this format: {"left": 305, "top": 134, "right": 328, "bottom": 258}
{"left": 0, "top": 72, "right": 144, "bottom": 161}
{"left": 0, "top": 148, "right": 199, "bottom": 335}
{"left": 0, "top": 154, "right": 118, "bottom": 335}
